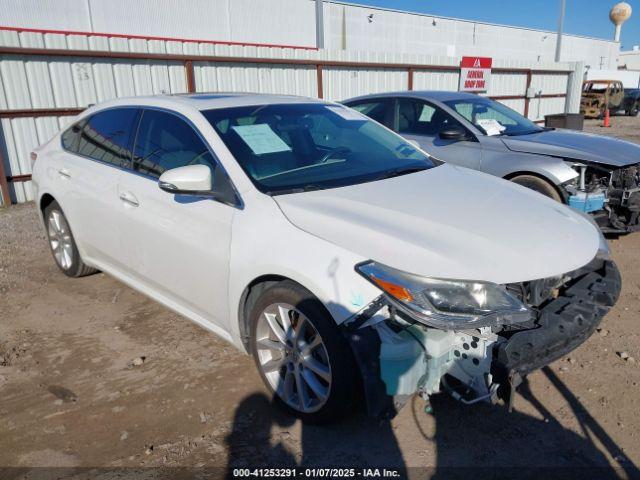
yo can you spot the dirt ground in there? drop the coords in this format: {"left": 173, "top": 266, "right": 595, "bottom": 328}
{"left": 1, "top": 117, "right": 640, "bottom": 479}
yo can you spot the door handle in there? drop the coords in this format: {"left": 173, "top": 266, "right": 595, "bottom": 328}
{"left": 58, "top": 168, "right": 71, "bottom": 178}
{"left": 119, "top": 191, "right": 139, "bottom": 207}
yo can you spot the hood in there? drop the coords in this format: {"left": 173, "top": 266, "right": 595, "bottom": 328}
{"left": 501, "top": 129, "right": 640, "bottom": 167}
{"left": 274, "top": 164, "right": 600, "bottom": 285}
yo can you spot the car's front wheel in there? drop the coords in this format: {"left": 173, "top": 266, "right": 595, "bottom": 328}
{"left": 510, "top": 174, "right": 562, "bottom": 202}
{"left": 44, "top": 201, "right": 97, "bottom": 277}
{"left": 249, "top": 280, "right": 358, "bottom": 424}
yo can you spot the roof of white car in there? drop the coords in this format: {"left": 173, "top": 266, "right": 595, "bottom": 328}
{"left": 97, "top": 93, "right": 329, "bottom": 112}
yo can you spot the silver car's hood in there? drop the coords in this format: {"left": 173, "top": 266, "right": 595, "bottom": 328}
{"left": 274, "top": 164, "right": 600, "bottom": 285}
{"left": 501, "top": 129, "right": 640, "bottom": 167}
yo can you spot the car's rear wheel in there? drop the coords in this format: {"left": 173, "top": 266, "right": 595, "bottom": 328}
{"left": 249, "top": 280, "right": 358, "bottom": 424}
{"left": 510, "top": 175, "right": 562, "bottom": 202}
{"left": 44, "top": 201, "right": 97, "bottom": 277}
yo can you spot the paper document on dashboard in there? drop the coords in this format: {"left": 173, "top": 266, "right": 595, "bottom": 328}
{"left": 231, "top": 124, "right": 291, "bottom": 155}
{"left": 476, "top": 118, "right": 506, "bottom": 136}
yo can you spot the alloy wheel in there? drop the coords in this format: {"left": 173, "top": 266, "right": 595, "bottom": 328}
{"left": 255, "top": 302, "right": 332, "bottom": 413}
{"left": 47, "top": 210, "right": 74, "bottom": 270}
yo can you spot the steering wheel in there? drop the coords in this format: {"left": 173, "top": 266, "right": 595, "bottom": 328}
{"left": 318, "top": 146, "right": 351, "bottom": 164}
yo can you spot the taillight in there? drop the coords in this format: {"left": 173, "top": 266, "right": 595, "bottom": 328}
{"left": 30, "top": 151, "right": 37, "bottom": 169}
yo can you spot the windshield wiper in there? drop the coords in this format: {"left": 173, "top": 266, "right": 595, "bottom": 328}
{"left": 373, "top": 165, "right": 428, "bottom": 181}
{"left": 266, "top": 184, "right": 326, "bottom": 196}
{"left": 503, "top": 129, "right": 544, "bottom": 137}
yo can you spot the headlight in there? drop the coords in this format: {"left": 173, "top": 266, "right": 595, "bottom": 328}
{"left": 356, "top": 261, "right": 532, "bottom": 330}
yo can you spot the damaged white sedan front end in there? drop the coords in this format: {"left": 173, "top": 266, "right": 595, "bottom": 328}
{"left": 341, "top": 253, "right": 619, "bottom": 417}
{"left": 273, "top": 162, "right": 621, "bottom": 418}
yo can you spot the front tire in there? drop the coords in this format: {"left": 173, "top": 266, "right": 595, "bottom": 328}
{"left": 44, "top": 201, "right": 97, "bottom": 278}
{"left": 249, "top": 280, "right": 358, "bottom": 424}
{"left": 510, "top": 175, "right": 562, "bottom": 202}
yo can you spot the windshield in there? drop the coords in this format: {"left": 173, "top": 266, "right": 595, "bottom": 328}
{"left": 583, "top": 82, "right": 611, "bottom": 93}
{"left": 443, "top": 97, "right": 544, "bottom": 136}
{"left": 203, "top": 103, "right": 435, "bottom": 195}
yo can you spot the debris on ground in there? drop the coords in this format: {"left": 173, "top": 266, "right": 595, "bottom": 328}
{"left": 46, "top": 385, "right": 78, "bottom": 403}
{"left": 131, "top": 356, "right": 146, "bottom": 367}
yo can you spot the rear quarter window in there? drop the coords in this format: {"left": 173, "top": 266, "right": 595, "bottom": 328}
{"left": 61, "top": 108, "right": 139, "bottom": 168}
{"left": 61, "top": 120, "right": 86, "bottom": 153}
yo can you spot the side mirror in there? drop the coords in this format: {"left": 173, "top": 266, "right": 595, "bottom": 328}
{"left": 439, "top": 127, "right": 469, "bottom": 141}
{"left": 158, "top": 165, "right": 213, "bottom": 195}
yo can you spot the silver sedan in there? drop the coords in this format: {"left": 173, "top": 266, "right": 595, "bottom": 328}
{"left": 343, "top": 91, "right": 640, "bottom": 233}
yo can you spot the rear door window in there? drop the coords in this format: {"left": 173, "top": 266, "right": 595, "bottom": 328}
{"left": 73, "top": 108, "right": 139, "bottom": 167}
{"left": 344, "top": 99, "right": 391, "bottom": 127}
{"left": 397, "top": 98, "right": 464, "bottom": 135}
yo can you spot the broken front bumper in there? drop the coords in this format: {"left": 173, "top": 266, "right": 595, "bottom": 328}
{"left": 492, "top": 258, "right": 621, "bottom": 394}
{"left": 343, "top": 256, "right": 621, "bottom": 418}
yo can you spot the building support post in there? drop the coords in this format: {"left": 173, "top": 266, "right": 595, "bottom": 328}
{"left": 185, "top": 60, "right": 196, "bottom": 93}
{"left": 554, "top": 0, "right": 566, "bottom": 62}
{"left": 315, "top": 0, "right": 325, "bottom": 49}
{"left": 316, "top": 64, "right": 324, "bottom": 98}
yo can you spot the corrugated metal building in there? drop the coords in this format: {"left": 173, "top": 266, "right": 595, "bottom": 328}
{"left": 0, "top": 0, "right": 620, "bottom": 67}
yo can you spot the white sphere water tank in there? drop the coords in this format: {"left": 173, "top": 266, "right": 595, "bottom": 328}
{"left": 610, "top": 2, "right": 632, "bottom": 41}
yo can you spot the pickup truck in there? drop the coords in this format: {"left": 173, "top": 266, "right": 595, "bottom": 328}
{"left": 581, "top": 80, "right": 640, "bottom": 117}
{"left": 580, "top": 80, "right": 624, "bottom": 118}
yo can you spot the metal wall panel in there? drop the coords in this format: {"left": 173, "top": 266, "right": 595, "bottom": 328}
{"left": 531, "top": 73, "right": 569, "bottom": 96}
{"left": 488, "top": 72, "right": 528, "bottom": 97}
{"left": 1, "top": 115, "right": 70, "bottom": 202}
{"left": 413, "top": 70, "right": 459, "bottom": 91}
{"left": 528, "top": 97, "right": 567, "bottom": 122}
{"left": 194, "top": 62, "right": 317, "bottom": 97}
{"left": 322, "top": 67, "right": 407, "bottom": 101}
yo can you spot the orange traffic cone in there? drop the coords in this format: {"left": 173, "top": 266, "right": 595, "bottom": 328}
{"left": 603, "top": 108, "right": 611, "bottom": 128}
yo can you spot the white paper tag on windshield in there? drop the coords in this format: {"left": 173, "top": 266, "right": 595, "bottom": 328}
{"left": 326, "top": 106, "right": 368, "bottom": 121}
{"left": 231, "top": 124, "right": 291, "bottom": 155}
{"left": 476, "top": 118, "right": 506, "bottom": 136}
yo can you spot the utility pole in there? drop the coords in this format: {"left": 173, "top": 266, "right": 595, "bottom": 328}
{"left": 555, "top": 0, "right": 566, "bottom": 62}
{"left": 315, "top": 0, "right": 325, "bottom": 49}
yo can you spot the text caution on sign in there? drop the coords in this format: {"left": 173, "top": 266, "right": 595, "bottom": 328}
{"left": 459, "top": 56, "right": 492, "bottom": 92}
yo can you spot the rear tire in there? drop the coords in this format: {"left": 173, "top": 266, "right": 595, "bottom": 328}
{"left": 510, "top": 175, "right": 562, "bottom": 202}
{"left": 43, "top": 201, "right": 97, "bottom": 278}
{"left": 249, "top": 280, "right": 358, "bottom": 424}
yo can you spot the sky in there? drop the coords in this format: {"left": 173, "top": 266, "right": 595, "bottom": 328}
{"left": 346, "top": 0, "right": 640, "bottom": 49}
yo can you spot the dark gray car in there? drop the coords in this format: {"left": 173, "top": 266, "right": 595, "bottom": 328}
{"left": 343, "top": 91, "right": 640, "bottom": 233}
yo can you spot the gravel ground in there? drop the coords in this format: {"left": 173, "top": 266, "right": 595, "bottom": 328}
{"left": 584, "top": 116, "right": 640, "bottom": 141}
{"left": 1, "top": 119, "right": 640, "bottom": 478}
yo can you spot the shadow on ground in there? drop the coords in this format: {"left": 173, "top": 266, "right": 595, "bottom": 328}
{"left": 225, "top": 367, "right": 640, "bottom": 479}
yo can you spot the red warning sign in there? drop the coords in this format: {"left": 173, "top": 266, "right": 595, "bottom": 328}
{"left": 459, "top": 56, "right": 492, "bottom": 92}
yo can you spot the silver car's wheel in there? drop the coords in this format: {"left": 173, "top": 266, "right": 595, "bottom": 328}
{"left": 255, "top": 302, "right": 332, "bottom": 413}
{"left": 47, "top": 209, "right": 74, "bottom": 270}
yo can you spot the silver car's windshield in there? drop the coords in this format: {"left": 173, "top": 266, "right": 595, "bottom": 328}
{"left": 203, "top": 103, "right": 435, "bottom": 195}
{"left": 444, "top": 97, "right": 544, "bottom": 136}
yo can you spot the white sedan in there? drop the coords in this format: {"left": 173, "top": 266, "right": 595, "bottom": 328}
{"left": 31, "top": 93, "right": 620, "bottom": 423}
